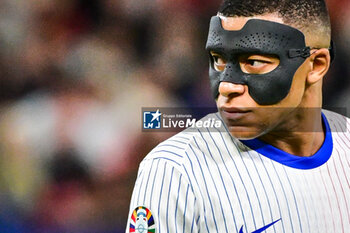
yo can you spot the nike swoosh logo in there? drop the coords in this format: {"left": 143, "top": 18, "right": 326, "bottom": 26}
{"left": 239, "top": 219, "right": 281, "bottom": 233}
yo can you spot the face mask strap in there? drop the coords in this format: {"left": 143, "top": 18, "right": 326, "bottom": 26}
{"left": 288, "top": 40, "right": 335, "bottom": 62}
{"left": 288, "top": 47, "right": 311, "bottom": 58}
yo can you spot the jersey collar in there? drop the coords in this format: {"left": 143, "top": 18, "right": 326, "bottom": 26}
{"left": 240, "top": 113, "right": 333, "bottom": 169}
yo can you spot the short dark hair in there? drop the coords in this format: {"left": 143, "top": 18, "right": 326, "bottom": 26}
{"left": 218, "top": 0, "right": 331, "bottom": 46}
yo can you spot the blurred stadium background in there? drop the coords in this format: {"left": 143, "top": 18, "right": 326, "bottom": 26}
{"left": 0, "top": 0, "right": 348, "bottom": 232}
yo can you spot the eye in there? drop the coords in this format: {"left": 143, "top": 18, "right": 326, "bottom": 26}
{"left": 210, "top": 52, "right": 226, "bottom": 72}
{"left": 246, "top": 60, "right": 266, "bottom": 67}
{"left": 239, "top": 55, "right": 280, "bottom": 74}
{"left": 213, "top": 55, "right": 225, "bottom": 65}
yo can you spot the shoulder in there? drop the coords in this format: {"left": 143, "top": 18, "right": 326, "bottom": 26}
{"left": 140, "top": 112, "right": 242, "bottom": 170}
{"left": 322, "top": 109, "right": 349, "bottom": 133}
{"left": 141, "top": 130, "right": 194, "bottom": 169}
{"left": 322, "top": 109, "right": 350, "bottom": 152}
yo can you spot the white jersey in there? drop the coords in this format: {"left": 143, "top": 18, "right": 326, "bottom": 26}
{"left": 126, "top": 110, "right": 350, "bottom": 233}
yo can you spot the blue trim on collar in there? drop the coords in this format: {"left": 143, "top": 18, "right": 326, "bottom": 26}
{"left": 240, "top": 113, "right": 333, "bottom": 169}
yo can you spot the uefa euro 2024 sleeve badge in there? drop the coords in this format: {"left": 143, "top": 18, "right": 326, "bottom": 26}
{"left": 129, "top": 206, "right": 156, "bottom": 233}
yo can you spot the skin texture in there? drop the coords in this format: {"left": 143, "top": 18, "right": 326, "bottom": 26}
{"left": 215, "top": 14, "right": 331, "bottom": 156}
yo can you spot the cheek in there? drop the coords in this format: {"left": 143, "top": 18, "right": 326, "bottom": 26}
{"left": 276, "top": 63, "right": 308, "bottom": 107}
{"left": 291, "top": 69, "right": 307, "bottom": 96}
{"left": 226, "top": 109, "right": 277, "bottom": 139}
{"left": 253, "top": 108, "right": 291, "bottom": 131}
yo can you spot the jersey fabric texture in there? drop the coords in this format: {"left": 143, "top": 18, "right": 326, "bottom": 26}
{"left": 126, "top": 110, "right": 350, "bottom": 233}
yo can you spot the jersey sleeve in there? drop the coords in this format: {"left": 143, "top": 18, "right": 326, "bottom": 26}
{"left": 126, "top": 158, "right": 199, "bottom": 233}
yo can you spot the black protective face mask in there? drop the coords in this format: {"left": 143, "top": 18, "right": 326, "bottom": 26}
{"left": 206, "top": 16, "right": 313, "bottom": 105}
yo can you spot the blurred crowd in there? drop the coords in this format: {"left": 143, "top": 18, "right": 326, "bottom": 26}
{"left": 0, "top": 0, "right": 349, "bottom": 232}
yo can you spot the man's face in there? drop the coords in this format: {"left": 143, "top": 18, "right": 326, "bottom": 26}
{"left": 214, "top": 15, "right": 313, "bottom": 139}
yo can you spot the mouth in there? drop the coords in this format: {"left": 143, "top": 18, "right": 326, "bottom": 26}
{"left": 219, "top": 107, "right": 252, "bottom": 122}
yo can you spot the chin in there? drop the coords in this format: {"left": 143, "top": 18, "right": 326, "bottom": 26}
{"left": 227, "top": 126, "right": 264, "bottom": 140}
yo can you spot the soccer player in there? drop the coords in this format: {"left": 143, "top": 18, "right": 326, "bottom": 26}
{"left": 126, "top": 0, "right": 350, "bottom": 232}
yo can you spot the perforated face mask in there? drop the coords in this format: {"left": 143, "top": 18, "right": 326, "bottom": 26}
{"left": 206, "top": 16, "right": 312, "bottom": 105}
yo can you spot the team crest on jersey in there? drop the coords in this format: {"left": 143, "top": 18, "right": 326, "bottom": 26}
{"left": 129, "top": 206, "right": 156, "bottom": 233}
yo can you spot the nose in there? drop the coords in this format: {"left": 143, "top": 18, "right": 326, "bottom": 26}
{"left": 218, "top": 81, "right": 245, "bottom": 97}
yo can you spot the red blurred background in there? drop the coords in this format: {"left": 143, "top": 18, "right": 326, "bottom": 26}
{"left": 0, "top": 0, "right": 348, "bottom": 232}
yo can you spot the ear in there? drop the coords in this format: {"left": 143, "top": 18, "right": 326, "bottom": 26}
{"left": 306, "top": 48, "right": 331, "bottom": 85}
